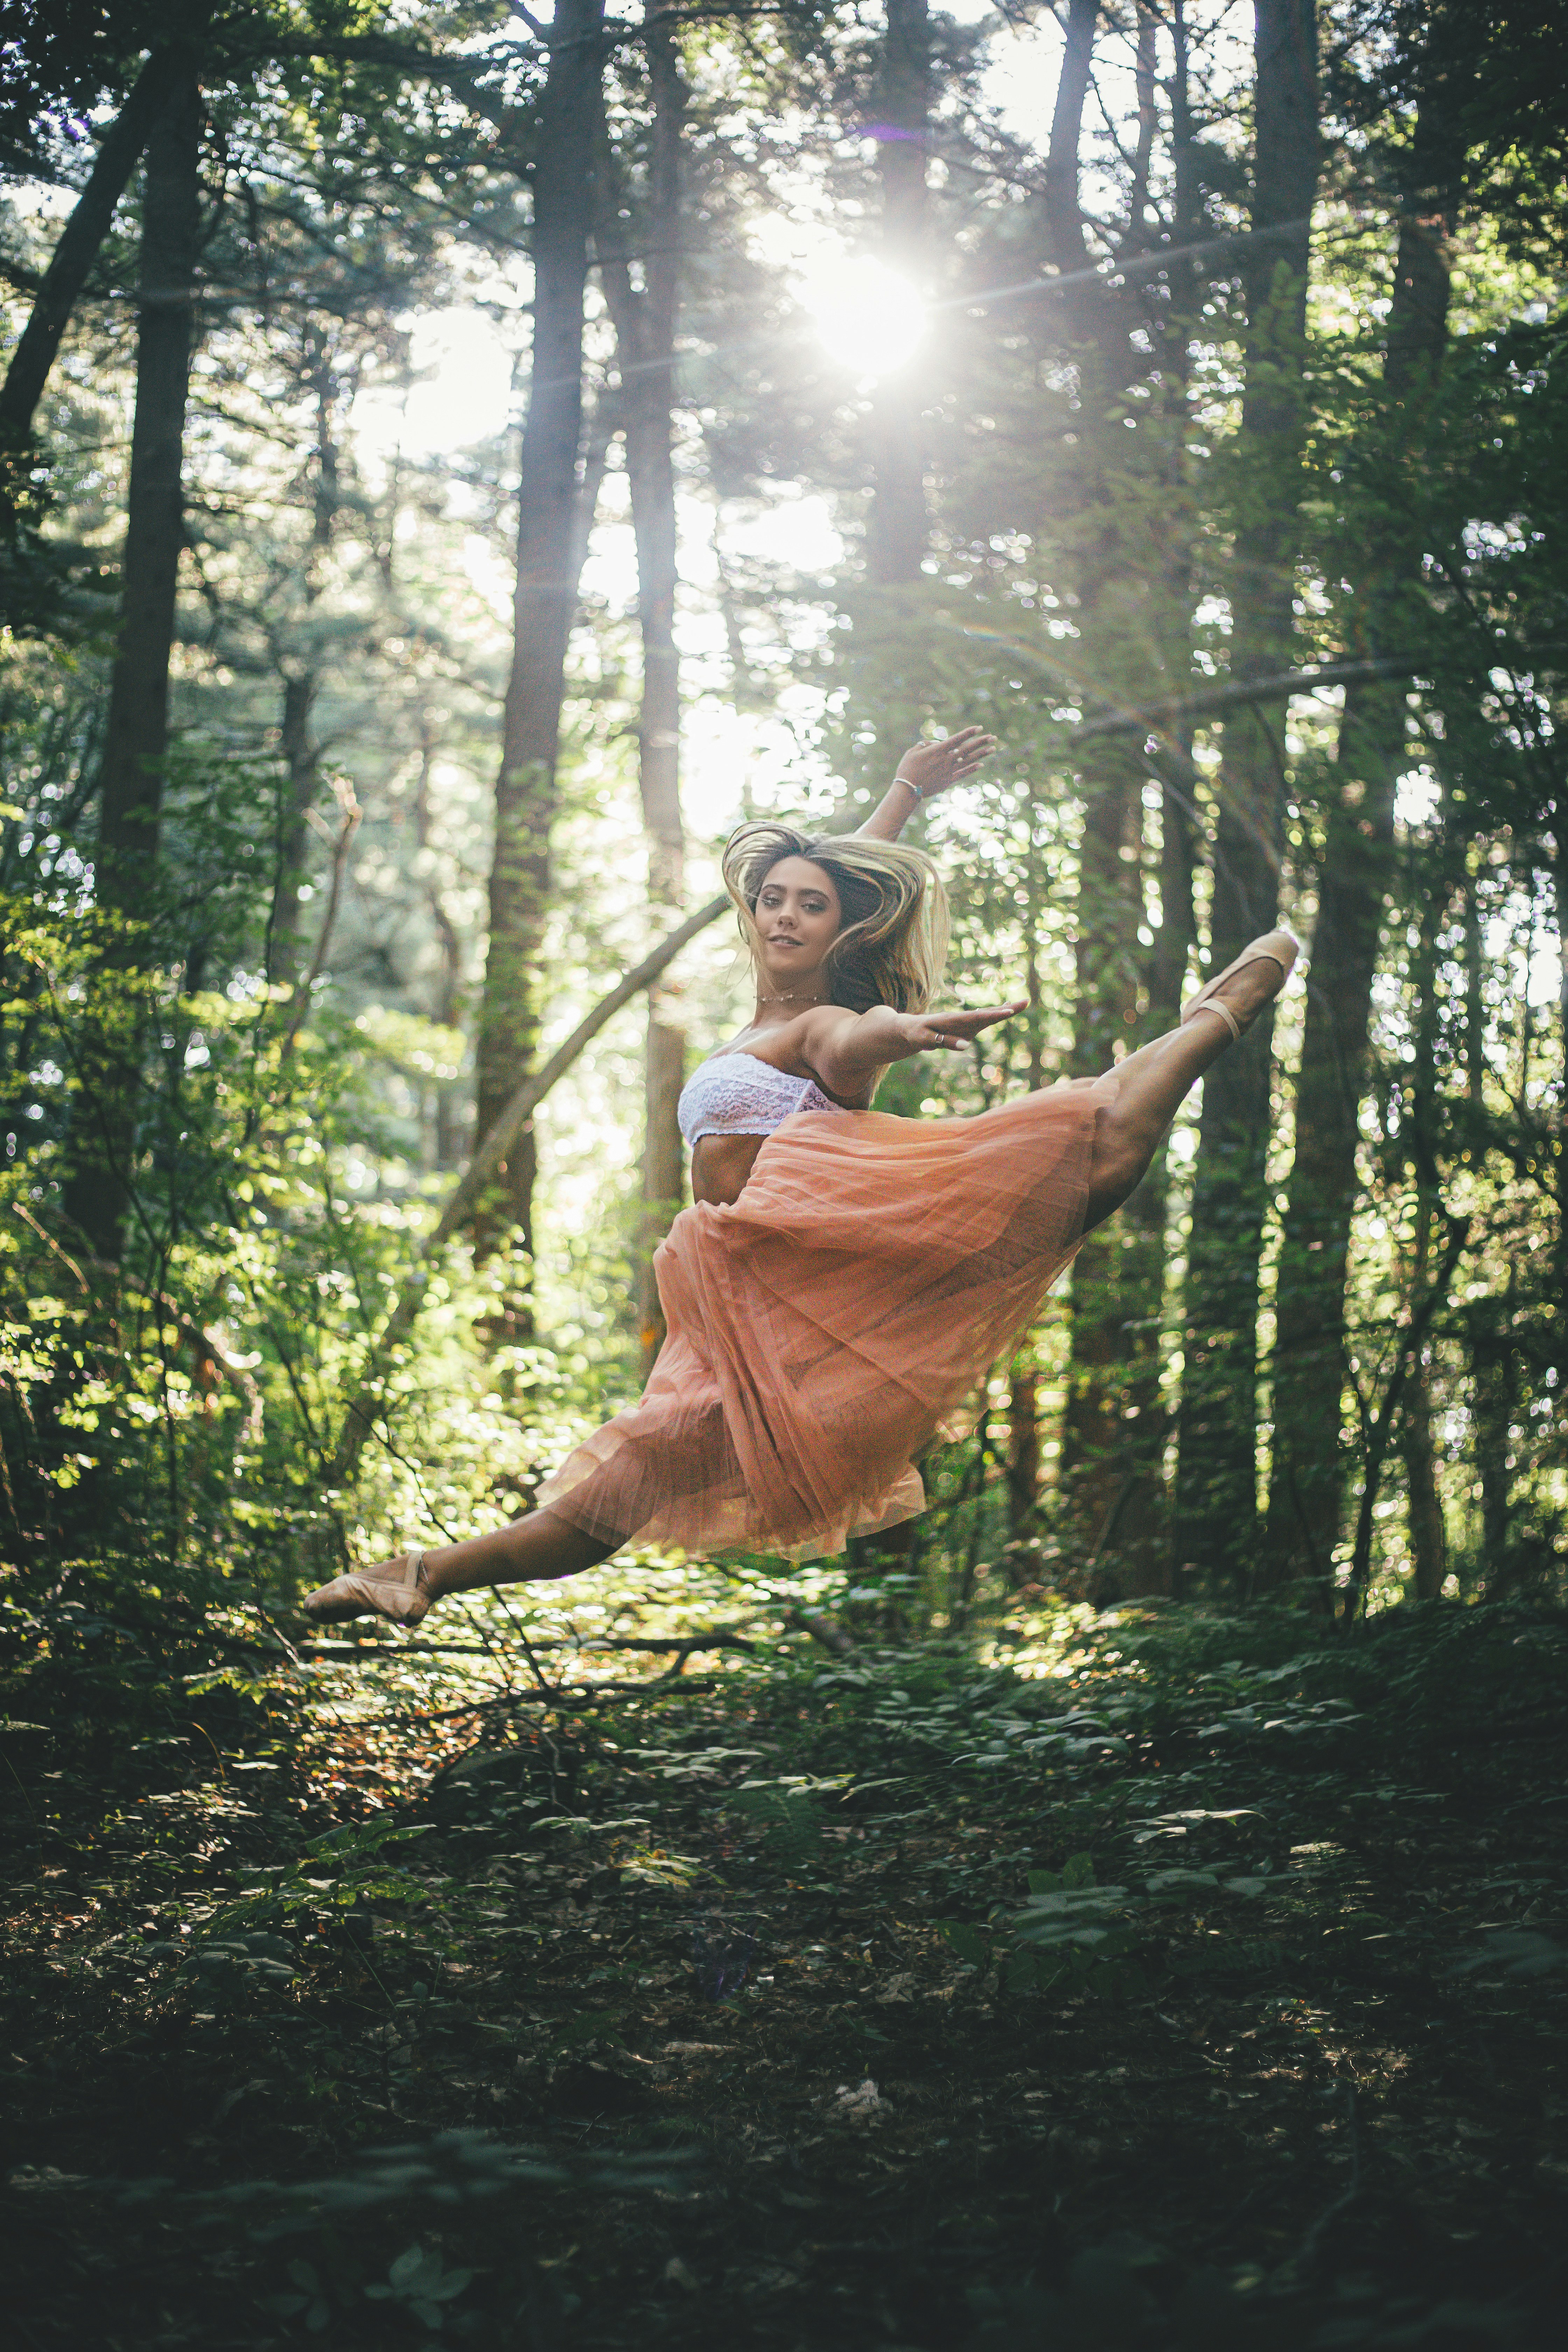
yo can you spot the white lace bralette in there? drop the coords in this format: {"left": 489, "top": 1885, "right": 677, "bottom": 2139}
{"left": 677, "top": 1050, "right": 844, "bottom": 1145}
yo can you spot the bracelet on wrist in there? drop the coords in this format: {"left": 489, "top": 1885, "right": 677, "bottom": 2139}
{"left": 896, "top": 772, "right": 923, "bottom": 801}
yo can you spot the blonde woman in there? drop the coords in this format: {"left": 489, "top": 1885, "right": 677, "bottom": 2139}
{"left": 305, "top": 727, "right": 1296, "bottom": 1624}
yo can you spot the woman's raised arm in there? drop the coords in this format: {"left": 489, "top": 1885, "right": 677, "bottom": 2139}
{"left": 855, "top": 726, "right": 997, "bottom": 842}
{"left": 802, "top": 998, "right": 1025, "bottom": 1100}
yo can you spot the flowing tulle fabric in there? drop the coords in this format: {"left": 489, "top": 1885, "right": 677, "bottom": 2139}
{"left": 537, "top": 1070, "right": 1119, "bottom": 1560}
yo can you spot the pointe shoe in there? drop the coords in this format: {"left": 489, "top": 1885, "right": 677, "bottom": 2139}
{"left": 1181, "top": 929, "right": 1300, "bottom": 1042}
{"left": 303, "top": 1549, "right": 430, "bottom": 1628}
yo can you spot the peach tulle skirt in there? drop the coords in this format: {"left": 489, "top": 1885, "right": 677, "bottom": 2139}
{"left": 537, "top": 1070, "right": 1119, "bottom": 1560}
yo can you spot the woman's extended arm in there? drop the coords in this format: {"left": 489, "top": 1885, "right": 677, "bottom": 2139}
{"left": 800, "top": 998, "right": 1025, "bottom": 1101}
{"left": 856, "top": 726, "right": 997, "bottom": 841}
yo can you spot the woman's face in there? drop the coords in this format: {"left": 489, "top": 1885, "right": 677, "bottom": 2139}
{"left": 753, "top": 856, "right": 842, "bottom": 994}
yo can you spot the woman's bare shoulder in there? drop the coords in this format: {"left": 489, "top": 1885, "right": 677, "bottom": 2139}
{"left": 712, "top": 1007, "right": 857, "bottom": 1075}
{"left": 794, "top": 1004, "right": 862, "bottom": 1050}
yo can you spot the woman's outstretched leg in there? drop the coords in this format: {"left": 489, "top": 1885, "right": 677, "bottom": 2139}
{"left": 1084, "top": 929, "right": 1297, "bottom": 1228}
{"left": 306, "top": 1402, "right": 729, "bottom": 1625}
{"left": 302, "top": 1511, "right": 619, "bottom": 1628}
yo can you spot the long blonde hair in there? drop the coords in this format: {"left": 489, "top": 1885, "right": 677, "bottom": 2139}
{"left": 721, "top": 822, "right": 950, "bottom": 1014}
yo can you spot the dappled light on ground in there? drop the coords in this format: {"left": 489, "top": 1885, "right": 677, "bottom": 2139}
{"left": 4, "top": 1598, "right": 1566, "bottom": 2347}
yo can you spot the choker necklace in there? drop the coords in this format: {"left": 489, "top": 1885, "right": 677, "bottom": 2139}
{"left": 758, "top": 990, "right": 823, "bottom": 1005}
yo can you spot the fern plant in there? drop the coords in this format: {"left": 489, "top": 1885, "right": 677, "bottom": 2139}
{"left": 729, "top": 1782, "right": 824, "bottom": 1870}
{"left": 940, "top": 1852, "right": 1146, "bottom": 2000}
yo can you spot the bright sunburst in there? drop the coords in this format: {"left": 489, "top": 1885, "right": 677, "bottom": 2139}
{"left": 802, "top": 254, "right": 927, "bottom": 379}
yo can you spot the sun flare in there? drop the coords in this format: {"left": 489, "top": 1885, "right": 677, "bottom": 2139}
{"left": 802, "top": 254, "right": 927, "bottom": 379}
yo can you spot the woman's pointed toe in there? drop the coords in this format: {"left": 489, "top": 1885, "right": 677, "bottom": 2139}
{"left": 302, "top": 1550, "right": 430, "bottom": 1628}
{"left": 1181, "top": 928, "right": 1300, "bottom": 1039}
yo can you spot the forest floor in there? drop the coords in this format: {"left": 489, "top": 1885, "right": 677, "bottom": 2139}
{"left": 2, "top": 1592, "right": 1567, "bottom": 2350}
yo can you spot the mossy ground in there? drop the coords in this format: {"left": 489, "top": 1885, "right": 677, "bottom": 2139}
{"left": 3, "top": 1600, "right": 1566, "bottom": 2348}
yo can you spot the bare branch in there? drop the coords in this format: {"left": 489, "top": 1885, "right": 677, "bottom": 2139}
{"left": 1068, "top": 658, "right": 1412, "bottom": 743}
{"left": 786, "top": 1606, "right": 855, "bottom": 1655}
{"left": 327, "top": 891, "right": 729, "bottom": 1485}
{"left": 297, "top": 1624, "right": 760, "bottom": 1662}
{"left": 0, "top": 40, "right": 200, "bottom": 450}
{"left": 272, "top": 778, "right": 362, "bottom": 1073}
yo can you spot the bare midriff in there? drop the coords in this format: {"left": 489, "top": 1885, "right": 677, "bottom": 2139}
{"left": 691, "top": 1133, "right": 767, "bottom": 1208}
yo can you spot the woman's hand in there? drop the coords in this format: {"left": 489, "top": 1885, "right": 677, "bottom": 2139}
{"left": 855, "top": 725, "right": 997, "bottom": 840}
{"left": 884, "top": 1000, "right": 1027, "bottom": 1057}
{"left": 805, "top": 999, "right": 1026, "bottom": 1096}
{"left": 895, "top": 726, "right": 996, "bottom": 802}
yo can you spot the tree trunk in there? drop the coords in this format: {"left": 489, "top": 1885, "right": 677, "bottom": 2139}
{"left": 1147, "top": 0, "right": 1205, "bottom": 1043}
{"left": 1464, "top": 857, "right": 1487, "bottom": 1100}
{"left": 1262, "top": 61, "right": 1458, "bottom": 1591}
{"left": 93, "top": 71, "right": 204, "bottom": 910}
{"left": 1004, "top": 845, "right": 1052, "bottom": 1552}
{"left": 865, "top": 0, "right": 930, "bottom": 587}
{"left": 267, "top": 337, "right": 341, "bottom": 989}
{"left": 1006, "top": 1363, "right": 1041, "bottom": 1545}
{"left": 601, "top": 28, "right": 688, "bottom": 1375}
{"left": 1096, "top": 734, "right": 1200, "bottom": 1600}
{"left": 568, "top": 389, "right": 619, "bottom": 604}
{"left": 63, "top": 65, "right": 203, "bottom": 1261}
{"left": 0, "top": 33, "right": 204, "bottom": 467}
{"left": 267, "top": 674, "right": 321, "bottom": 991}
{"left": 1401, "top": 861, "right": 1450, "bottom": 1603}
{"left": 1403, "top": 1327, "right": 1448, "bottom": 1601}
{"left": 837, "top": 0, "right": 932, "bottom": 818}
{"left": 1060, "top": 747, "right": 1149, "bottom": 1592}
{"left": 412, "top": 728, "right": 465, "bottom": 1171}
{"left": 1047, "top": 0, "right": 1115, "bottom": 1560}
{"left": 473, "top": 0, "right": 607, "bottom": 1272}
{"left": 1042, "top": 0, "right": 1170, "bottom": 1594}
{"left": 1042, "top": 0, "right": 1097, "bottom": 274}
{"left": 1174, "top": 0, "right": 1319, "bottom": 1592}
{"left": 1473, "top": 1297, "right": 1516, "bottom": 1591}
{"left": 1549, "top": 805, "right": 1568, "bottom": 1370}
{"left": 835, "top": 2, "right": 937, "bottom": 1534}
{"left": 1092, "top": 3, "right": 1206, "bottom": 1597}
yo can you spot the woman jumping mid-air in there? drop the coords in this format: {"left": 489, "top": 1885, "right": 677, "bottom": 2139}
{"left": 305, "top": 726, "right": 1297, "bottom": 1627}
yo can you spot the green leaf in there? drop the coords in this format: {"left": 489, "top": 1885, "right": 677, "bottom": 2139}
{"left": 729, "top": 1784, "right": 823, "bottom": 1867}
{"left": 1168, "top": 1939, "right": 1284, "bottom": 1978}
{"left": 938, "top": 1919, "right": 990, "bottom": 1967}
{"left": 547, "top": 2010, "right": 624, "bottom": 2055}
{"left": 1003, "top": 1948, "right": 1039, "bottom": 1994}
{"left": 1062, "top": 1852, "right": 1097, "bottom": 1888}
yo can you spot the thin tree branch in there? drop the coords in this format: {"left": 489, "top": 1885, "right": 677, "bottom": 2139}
{"left": 8, "top": 1202, "right": 263, "bottom": 1433}
{"left": 1066, "top": 658, "right": 1412, "bottom": 742}
{"left": 0, "top": 37, "right": 203, "bottom": 452}
{"left": 298, "top": 1625, "right": 759, "bottom": 1660}
{"left": 786, "top": 1606, "right": 855, "bottom": 1655}
{"left": 1341, "top": 1212, "right": 1470, "bottom": 1626}
{"left": 272, "top": 778, "right": 362, "bottom": 1072}
{"left": 327, "top": 891, "right": 728, "bottom": 1484}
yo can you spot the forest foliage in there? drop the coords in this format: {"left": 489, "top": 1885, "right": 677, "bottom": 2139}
{"left": 1, "top": 0, "right": 1563, "bottom": 1647}
{"left": 0, "top": 5, "right": 1561, "bottom": 1656}
{"left": 1, "top": 5, "right": 1567, "bottom": 2342}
